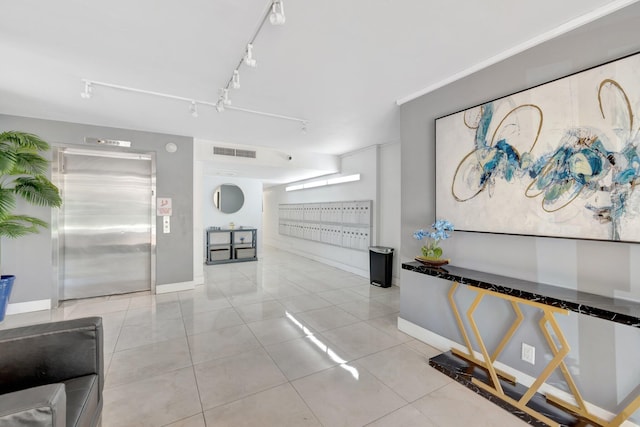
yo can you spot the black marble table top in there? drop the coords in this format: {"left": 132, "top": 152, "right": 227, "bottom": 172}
{"left": 402, "top": 262, "right": 640, "bottom": 328}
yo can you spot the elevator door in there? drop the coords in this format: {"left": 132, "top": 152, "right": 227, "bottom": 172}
{"left": 61, "top": 149, "right": 153, "bottom": 300}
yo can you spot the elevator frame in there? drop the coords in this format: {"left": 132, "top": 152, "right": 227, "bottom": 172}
{"left": 50, "top": 144, "right": 157, "bottom": 307}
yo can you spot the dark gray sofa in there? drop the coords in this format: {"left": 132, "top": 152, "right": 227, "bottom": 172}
{"left": 0, "top": 317, "right": 103, "bottom": 427}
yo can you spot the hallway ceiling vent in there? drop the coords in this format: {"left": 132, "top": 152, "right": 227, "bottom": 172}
{"left": 213, "top": 147, "right": 236, "bottom": 156}
{"left": 213, "top": 146, "right": 256, "bottom": 159}
{"left": 235, "top": 149, "right": 256, "bottom": 158}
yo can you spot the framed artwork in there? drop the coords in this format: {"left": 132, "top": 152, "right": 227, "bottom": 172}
{"left": 435, "top": 51, "right": 640, "bottom": 242}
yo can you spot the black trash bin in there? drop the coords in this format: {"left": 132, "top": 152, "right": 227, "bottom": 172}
{"left": 369, "top": 246, "right": 394, "bottom": 288}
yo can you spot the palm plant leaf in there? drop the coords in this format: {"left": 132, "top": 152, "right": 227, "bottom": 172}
{"left": 0, "top": 148, "right": 16, "bottom": 174}
{"left": 11, "top": 151, "right": 49, "bottom": 176}
{"left": 0, "top": 214, "right": 48, "bottom": 238}
{"left": 0, "top": 187, "right": 17, "bottom": 217}
{"left": 0, "top": 131, "right": 60, "bottom": 241}
{"left": 0, "top": 131, "right": 50, "bottom": 151}
{"left": 13, "top": 176, "right": 62, "bottom": 207}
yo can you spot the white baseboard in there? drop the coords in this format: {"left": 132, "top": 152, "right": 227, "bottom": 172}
{"left": 156, "top": 281, "right": 196, "bottom": 294}
{"left": 265, "top": 241, "right": 402, "bottom": 283}
{"left": 193, "top": 274, "right": 205, "bottom": 286}
{"left": 398, "top": 317, "right": 638, "bottom": 427}
{"left": 310, "top": 255, "right": 369, "bottom": 278}
{"left": 6, "top": 299, "right": 51, "bottom": 315}
{"left": 398, "top": 317, "right": 457, "bottom": 352}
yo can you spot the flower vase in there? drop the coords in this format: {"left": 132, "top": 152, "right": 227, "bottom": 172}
{"left": 414, "top": 256, "right": 449, "bottom": 267}
{"left": 415, "top": 248, "right": 449, "bottom": 267}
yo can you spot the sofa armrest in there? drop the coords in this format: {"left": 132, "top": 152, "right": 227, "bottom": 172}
{"left": 0, "top": 317, "right": 103, "bottom": 397}
{"left": 0, "top": 383, "right": 66, "bottom": 427}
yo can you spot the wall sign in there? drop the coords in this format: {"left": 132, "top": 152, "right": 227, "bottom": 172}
{"left": 157, "top": 197, "right": 172, "bottom": 216}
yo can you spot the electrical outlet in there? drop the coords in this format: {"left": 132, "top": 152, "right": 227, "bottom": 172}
{"left": 521, "top": 343, "right": 535, "bottom": 365}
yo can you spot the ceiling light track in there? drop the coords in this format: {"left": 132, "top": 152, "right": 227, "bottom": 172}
{"left": 80, "top": 78, "right": 307, "bottom": 125}
{"left": 79, "top": 1, "right": 304, "bottom": 128}
{"left": 216, "top": 1, "right": 288, "bottom": 114}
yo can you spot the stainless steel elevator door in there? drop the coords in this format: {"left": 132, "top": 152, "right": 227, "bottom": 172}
{"left": 61, "top": 150, "right": 153, "bottom": 300}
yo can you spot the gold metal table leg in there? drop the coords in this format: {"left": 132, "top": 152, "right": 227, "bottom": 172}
{"left": 606, "top": 394, "right": 640, "bottom": 427}
{"left": 448, "top": 282, "right": 517, "bottom": 384}
{"left": 467, "top": 292, "right": 504, "bottom": 394}
{"left": 491, "top": 300, "right": 524, "bottom": 364}
{"left": 448, "top": 282, "right": 477, "bottom": 361}
{"left": 443, "top": 280, "right": 635, "bottom": 427}
{"left": 468, "top": 289, "right": 568, "bottom": 426}
{"left": 538, "top": 311, "right": 607, "bottom": 426}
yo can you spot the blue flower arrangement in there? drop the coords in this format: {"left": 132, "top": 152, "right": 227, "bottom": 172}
{"left": 413, "top": 219, "right": 454, "bottom": 259}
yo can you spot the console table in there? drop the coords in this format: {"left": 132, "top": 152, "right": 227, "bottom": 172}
{"left": 402, "top": 262, "right": 640, "bottom": 427}
{"left": 205, "top": 228, "right": 257, "bottom": 265}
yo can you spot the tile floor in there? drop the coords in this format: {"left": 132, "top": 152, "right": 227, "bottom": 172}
{"left": 1, "top": 247, "right": 527, "bottom": 426}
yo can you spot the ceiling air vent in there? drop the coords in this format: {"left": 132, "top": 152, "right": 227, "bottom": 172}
{"left": 213, "top": 147, "right": 236, "bottom": 156}
{"left": 235, "top": 149, "right": 256, "bottom": 159}
{"left": 213, "top": 147, "right": 256, "bottom": 159}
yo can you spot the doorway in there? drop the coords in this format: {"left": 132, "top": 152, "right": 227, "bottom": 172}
{"left": 54, "top": 147, "right": 156, "bottom": 300}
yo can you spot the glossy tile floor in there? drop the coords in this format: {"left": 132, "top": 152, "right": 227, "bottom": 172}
{"left": 1, "top": 247, "right": 527, "bottom": 426}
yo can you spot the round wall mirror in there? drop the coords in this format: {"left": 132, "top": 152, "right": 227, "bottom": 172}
{"left": 213, "top": 184, "right": 245, "bottom": 214}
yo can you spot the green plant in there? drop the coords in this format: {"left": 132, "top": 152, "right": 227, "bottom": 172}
{"left": 0, "top": 131, "right": 62, "bottom": 240}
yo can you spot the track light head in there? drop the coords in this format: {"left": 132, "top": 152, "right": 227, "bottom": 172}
{"left": 269, "top": 0, "right": 286, "bottom": 25}
{"left": 189, "top": 101, "right": 198, "bottom": 118}
{"left": 80, "top": 81, "right": 92, "bottom": 99}
{"left": 219, "top": 88, "right": 231, "bottom": 106}
{"left": 244, "top": 44, "right": 257, "bottom": 68}
{"left": 232, "top": 70, "right": 241, "bottom": 89}
{"left": 215, "top": 99, "right": 225, "bottom": 113}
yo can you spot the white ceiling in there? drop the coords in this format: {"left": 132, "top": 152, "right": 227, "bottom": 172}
{"left": 0, "top": 0, "right": 634, "bottom": 182}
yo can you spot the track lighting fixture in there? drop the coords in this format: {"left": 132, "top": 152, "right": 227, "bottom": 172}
{"left": 80, "top": 78, "right": 306, "bottom": 122}
{"left": 219, "top": 88, "right": 231, "bottom": 106}
{"left": 189, "top": 101, "right": 198, "bottom": 118}
{"left": 232, "top": 70, "right": 241, "bottom": 89}
{"left": 244, "top": 43, "right": 257, "bottom": 68}
{"left": 80, "top": 81, "right": 92, "bottom": 99}
{"left": 209, "top": 0, "right": 300, "bottom": 120}
{"left": 269, "top": 0, "right": 286, "bottom": 25}
{"left": 78, "top": 2, "right": 308, "bottom": 126}
{"left": 214, "top": 89, "right": 230, "bottom": 113}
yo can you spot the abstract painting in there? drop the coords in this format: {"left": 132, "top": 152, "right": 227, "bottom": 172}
{"left": 435, "top": 52, "right": 640, "bottom": 242}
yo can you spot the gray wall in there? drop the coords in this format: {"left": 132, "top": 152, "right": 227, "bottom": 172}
{"left": 400, "top": 3, "right": 640, "bottom": 420}
{"left": 0, "top": 114, "right": 194, "bottom": 303}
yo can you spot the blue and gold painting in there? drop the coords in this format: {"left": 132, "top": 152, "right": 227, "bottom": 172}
{"left": 436, "top": 53, "right": 640, "bottom": 242}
